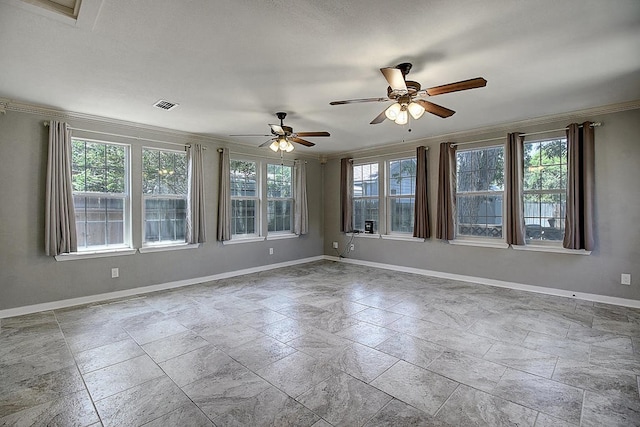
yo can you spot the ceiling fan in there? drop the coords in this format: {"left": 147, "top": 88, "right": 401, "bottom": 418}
{"left": 231, "top": 112, "right": 330, "bottom": 152}
{"left": 330, "top": 63, "right": 487, "bottom": 125}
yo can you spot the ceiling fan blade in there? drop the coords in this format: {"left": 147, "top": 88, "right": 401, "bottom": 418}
{"left": 290, "top": 137, "right": 315, "bottom": 147}
{"left": 296, "top": 131, "right": 330, "bottom": 137}
{"left": 426, "top": 77, "right": 487, "bottom": 96}
{"left": 330, "top": 97, "right": 388, "bottom": 105}
{"left": 269, "top": 124, "right": 285, "bottom": 135}
{"left": 370, "top": 108, "right": 388, "bottom": 124}
{"left": 230, "top": 134, "right": 272, "bottom": 137}
{"left": 380, "top": 67, "right": 407, "bottom": 92}
{"left": 415, "top": 100, "right": 456, "bottom": 118}
{"left": 258, "top": 139, "right": 274, "bottom": 147}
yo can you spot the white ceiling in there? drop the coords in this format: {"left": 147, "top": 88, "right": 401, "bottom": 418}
{"left": 1, "top": 0, "right": 639, "bottom": 155}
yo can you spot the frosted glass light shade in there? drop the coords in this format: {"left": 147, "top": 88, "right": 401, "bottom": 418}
{"left": 408, "top": 101, "right": 425, "bottom": 119}
{"left": 269, "top": 141, "right": 279, "bottom": 152}
{"left": 395, "top": 108, "right": 408, "bottom": 125}
{"left": 385, "top": 102, "right": 402, "bottom": 120}
{"left": 285, "top": 141, "right": 295, "bottom": 152}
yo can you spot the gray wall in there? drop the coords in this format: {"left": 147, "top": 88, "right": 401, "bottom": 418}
{"left": 323, "top": 108, "right": 640, "bottom": 300}
{"left": 0, "top": 111, "right": 324, "bottom": 310}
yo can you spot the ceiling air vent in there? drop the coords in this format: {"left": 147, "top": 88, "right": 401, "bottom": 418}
{"left": 153, "top": 100, "right": 179, "bottom": 111}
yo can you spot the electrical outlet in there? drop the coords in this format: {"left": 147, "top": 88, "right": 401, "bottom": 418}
{"left": 269, "top": 248, "right": 274, "bottom": 255}
{"left": 332, "top": 241, "right": 338, "bottom": 249}
{"left": 621, "top": 273, "right": 631, "bottom": 285}
{"left": 350, "top": 243, "right": 355, "bottom": 251}
{"left": 111, "top": 268, "right": 119, "bottom": 278}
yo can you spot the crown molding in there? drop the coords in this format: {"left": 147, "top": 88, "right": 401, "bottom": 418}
{"left": 326, "top": 99, "right": 640, "bottom": 160}
{"left": 0, "top": 97, "right": 322, "bottom": 161}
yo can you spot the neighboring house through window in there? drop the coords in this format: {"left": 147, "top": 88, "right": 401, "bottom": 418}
{"left": 71, "top": 138, "right": 129, "bottom": 250}
{"left": 142, "top": 148, "right": 188, "bottom": 245}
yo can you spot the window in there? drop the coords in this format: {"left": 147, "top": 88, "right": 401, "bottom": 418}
{"left": 353, "top": 162, "right": 379, "bottom": 233}
{"left": 267, "top": 164, "right": 293, "bottom": 233}
{"left": 387, "top": 158, "right": 416, "bottom": 234}
{"left": 456, "top": 146, "right": 504, "bottom": 239}
{"left": 71, "top": 139, "right": 129, "bottom": 250}
{"left": 230, "top": 159, "right": 258, "bottom": 237}
{"left": 142, "top": 148, "right": 187, "bottom": 245}
{"left": 523, "top": 138, "right": 567, "bottom": 242}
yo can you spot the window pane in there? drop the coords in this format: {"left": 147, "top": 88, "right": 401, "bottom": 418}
{"left": 353, "top": 198, "right": 379, "bottom": 232}
{"left": 456, "top": 194, "right": 503, "bottom": 238}
{"left": 456, "top": 147, "right": 504, "bottom": 192}
{"left": 144, "top": 198, "right": 187, "bottom": 243}
{"left": 267, "top": 164, "right": 292, "bottom": 198}
{"left": 389, "top": 159, "right": 416, "bottom": 196}
{"left": 232, "top": 199, "right": 256, "bottom": 235}
{"left": 74, "top": 195, "right": 125, "bottom": 248}
{"left": 231, "top": 160, "right": 257, "bottom": 197}
{"left": 268, "top": 200, "right": 292, "bottom": 232}
{"left": 143, "top": 148, "right": 187, "bottom": 196}
{"left": 390, "top": 197, "right": 415, "bottom": 233}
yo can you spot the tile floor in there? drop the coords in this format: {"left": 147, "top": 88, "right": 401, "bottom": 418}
{"left": 1, "top": 260, "right": 640, "bottom": 426}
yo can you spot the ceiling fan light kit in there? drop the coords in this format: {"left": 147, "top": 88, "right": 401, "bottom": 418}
{"left": 330, "top": 62, "right": 487, "bottom": 126}
{"left": 232, "top": 112, "right": 330, "bottom": 153}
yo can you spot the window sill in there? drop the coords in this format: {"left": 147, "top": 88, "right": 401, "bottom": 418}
{"left": 448, "top": 239, "right": 509, "bottom": 249}
{"left": 55, "top": 248, "right": 137, "bottom": 261}
{"left": 138, "top": 243, "right": 200, "bottom": 254}
{"left": 266, "top": 233, "right": 298, "bottom": 241}
{"left": 348, "top": 233, "right": 380, "bottom": 239}
{"left": 222, "top": 236, "right": 266, "bottom": 245}
{"left": 381, "top": 234, "right": 425, "bottom": 242}
{"left": 512, "top": 244, "right": 591, "bottom": 255}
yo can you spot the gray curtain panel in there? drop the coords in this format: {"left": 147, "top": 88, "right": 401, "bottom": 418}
{"left": 217, "top": 147, "right": 231, "bottom": 241}
{"left": 413, "top": 146, "right": 430, "bottom": 238}
{"left": 45, "top": 120, "right": 77, "bottom": 256}
{"left": 436, "top": 142, "right": 456, "bottom": 240}
{"left": 294, "top": 160, "right": 309, "bottom": 235}
{"left": 340, "top": 158, "right": 353, "bottom": 233}
{"left": 186, "top": 143, "right": 206, "bottom": 244}
{"left": 506, "top": 133, "right": 526, "bottom": 245}
{"left": 563, "top": 122, "right": 595, "bottom": 250}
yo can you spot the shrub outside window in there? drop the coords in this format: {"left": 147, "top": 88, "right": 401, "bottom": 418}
{"left": 71, "top": 139, "right": 129, "bottom": 250}
{"left": 142, "top": 148, "right": 188, "bottom": 245}
{"left": 456, "top": 146, "right": 504, "bottom": 239}
{"left": 523, "top": 138, "right": 567, "bottom": 242}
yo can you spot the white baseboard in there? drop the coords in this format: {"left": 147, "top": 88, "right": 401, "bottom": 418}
{"left": 3, "top": 254, "right": 638, "bottom": 319}
{"left": 0, "top": 256, "right": 325, "bottom": 319}
{"left": 325, "top": 256, "right": 640, "bottom": 309}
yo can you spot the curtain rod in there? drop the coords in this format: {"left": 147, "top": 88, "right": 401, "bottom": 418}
{"left": 451, "top": 122, "right": 602, "bottom": 147}
{"left": 43, "top": 121, "right": 205, "bottom": 149}
{"left": 349, "top": 148, "right": 426, "bottom": 162}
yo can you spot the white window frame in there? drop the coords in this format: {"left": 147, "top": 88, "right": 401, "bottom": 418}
{"left": 386, "top": 156, "right": 416, "bottom": 236}
{"left": 230, "top": 158, "right": 261, "bottom": 239}
{"left": 454, "top": 144, "right": 506, "bottom": 246}
{"left": 352, "top": 161, "right": 381, "bottom": 234}
{"left": 141, "top": 147, "right": 188, "bottom": 247}
{"left": 71, "top": 138, "right": 131, "bottom": 252}
{"left": 266, "top": 163, "right": 294, "bottom": 235}
{"left": 523, "top": 137, "right": 568, "bottom": 247}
